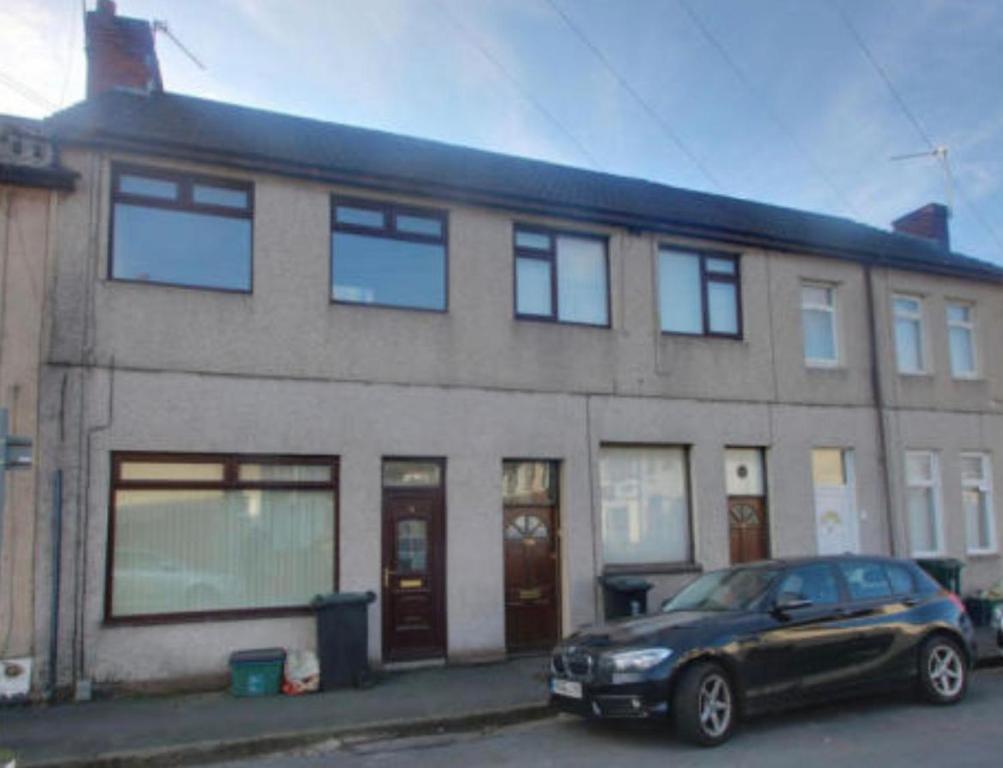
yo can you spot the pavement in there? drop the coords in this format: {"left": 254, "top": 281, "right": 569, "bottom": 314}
{"left": 0, "top": 656, "right": 550, "bottom": 768}
{"left": 212, "top": 664, "right": 1003, "bottom": 768}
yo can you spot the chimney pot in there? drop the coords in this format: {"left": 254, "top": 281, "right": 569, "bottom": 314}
{"left": 892, "top": 203, "right": 950, "bottom": 250}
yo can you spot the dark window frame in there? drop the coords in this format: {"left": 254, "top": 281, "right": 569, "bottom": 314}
{"left": 513, "top": 224, "right": 611, "bottom": 328}
{"left": 109, "top": 163, "right": 255, "bottom": 294}
{"left": 658, "top": 247, "right": 743, "bottom": 339}
{"left": 330, "top": 196, "right": 449, "bottom": 313}
{"left": 105, "top": 451, "right": 339, "bottom": 626}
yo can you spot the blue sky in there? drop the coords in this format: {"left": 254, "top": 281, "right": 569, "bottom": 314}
{"left": 4, "top": 0, "right": 1002, "bottom": 263}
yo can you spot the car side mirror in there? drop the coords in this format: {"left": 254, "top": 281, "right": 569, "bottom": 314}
{"left": 772, "top": 597, "right": 813, "bottom": 617}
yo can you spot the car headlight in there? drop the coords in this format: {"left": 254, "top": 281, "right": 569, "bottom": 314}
{"left": 603, "top": 647, "right": 673, "bottom": 673}
{"left": 992, "top": 605, "right": 1003, "bottom": 629}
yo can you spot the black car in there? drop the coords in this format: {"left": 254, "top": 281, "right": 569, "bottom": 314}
{"left": 549, "top": 556, "right": 976, "bottom": 746}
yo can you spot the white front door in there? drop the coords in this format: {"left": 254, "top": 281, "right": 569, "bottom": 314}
{"left": 814, "top": 485, "right": 859, "bottom": 555}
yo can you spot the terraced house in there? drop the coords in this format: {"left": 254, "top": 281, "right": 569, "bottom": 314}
{"left": 4, "top": 3, "right": 1002, "bottom": 696}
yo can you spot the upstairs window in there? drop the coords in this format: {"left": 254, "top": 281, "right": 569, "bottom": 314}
{"left": 111, "top": 166, "right": 253, "bottom": 292}
{"left": 514, "top": 227, "right": 609, "bottom": 326}
{"left": 331, "top": 199, "right": 447, "bottom": 311}
{"left": 801, "top": 283, "right": 838, "bottom": 366}
{"left": 659, "top": 249, "right": 740, "bottom": 337}
{"left": 893, "top": 294, "right": 926, "bottom": 373}
{"left": 946, "top": 302, "right": 977, "bottom": 378}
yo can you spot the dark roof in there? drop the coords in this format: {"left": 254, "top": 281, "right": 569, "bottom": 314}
{"left": 47, "top": 90, "right": 1003, "bottom": 282}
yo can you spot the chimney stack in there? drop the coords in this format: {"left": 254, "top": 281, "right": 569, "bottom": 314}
{"left": 85, "top": 0, "right": 163, "bottom": 99}
{"left": 892, "top": 203, "right": 951, "bottom": 251}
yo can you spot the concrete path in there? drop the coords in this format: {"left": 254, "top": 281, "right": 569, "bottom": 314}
{"left": 0, "top": 656, "right": 549, "bottom": 768}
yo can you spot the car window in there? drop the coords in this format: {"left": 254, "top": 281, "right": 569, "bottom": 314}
{"left": 776, "top": 564, "right": 840, "bottom": 606}
{"left": 885, "top": 564, "right": 914, "bottom": 595}
{"left": 839, "top": 561, "right": 892, "bottom": 601}
{"left": 663, "top": 567, "right": 780, "bottom": 612}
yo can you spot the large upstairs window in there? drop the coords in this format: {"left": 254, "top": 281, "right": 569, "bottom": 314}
{"left": 110, "top": 165, "right": 253, "bottom": 292}
{"left": 514, "top": 226, "right": 609, "bottom": 326}
{"left": 331, "top": 199, "right": 447, "bottom": 311}
{"left": 659, "top": 248, "right": 741, "bottom": 337}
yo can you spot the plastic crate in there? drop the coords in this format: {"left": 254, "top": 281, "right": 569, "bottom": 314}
{"left": 229, "top": 648, "right": 285, "bottom": 697}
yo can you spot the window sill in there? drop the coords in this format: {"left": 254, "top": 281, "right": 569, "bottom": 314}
{"left": 805, "top": 361, "right": 845, "bottom": 371}
{"left": 331, "top": 299, "right": 448, "bottom": 315}
{"left": 950, "top": 374, "right": 984, "bottom": 383}
{"left": 108, "top": 277, "right": 253, "bottom": 295}
{"left": 897, "top": 370, "right": 934, "bottom": 379}
{"left": 103, "top": 605, "right": 314, "bottom": 627}
{"left": 966, "top": 549, "right": 999, "bottom": 559}
{"left": 602, "top": 562, "right": 703, "bottom": 576}
{"left": 660, "top": 331, "right": 743, "bottom": 342}
{"left": 514, "top": 314, "right": 611, "bottom": 330}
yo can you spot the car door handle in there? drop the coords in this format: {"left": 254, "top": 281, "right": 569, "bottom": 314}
{"left": 902, "top": 597, "right": 919, "bottom": 607}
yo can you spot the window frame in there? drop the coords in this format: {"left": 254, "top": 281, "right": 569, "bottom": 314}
{"left": 657, "top": 247, "right": 743, "bottom": 339}
{"left": 961, "top": 451, "right": 996, "bottom": 555}
{"left": 109, "top": 163, "right": 255, "bottom": 294}
{"left": 905, "top": 449, "right": 944, "bottom": 557}
{"left": 597, "top": 443, "right": 697, "bottom": 574}
{"left": 512, "top": 224, "right": 611, "bottom": 328}
{"left": 946, "top": 301, "right": 979, "bottom": 379}
{"left": 330, "top": 196, "right": 449, "bottom": 313}
{"left": 105, "top": 451, "right": 339, "bottom": 625}
{"left": 800, "top": 281, "right": 840, "bottom": 367}
{"left": 892, "top": 293, "right": 928, "bottom": 374}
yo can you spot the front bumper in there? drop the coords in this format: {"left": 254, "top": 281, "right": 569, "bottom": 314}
{"left": 548, "top": 676, "right": 672, "bottom": 720}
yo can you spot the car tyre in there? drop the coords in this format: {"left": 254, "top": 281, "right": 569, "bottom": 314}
{"left": 918, "top": 635, "right": 967, "bottom": 705}
{"left": 673, "top": 661, "right": 736, "bottom": 747}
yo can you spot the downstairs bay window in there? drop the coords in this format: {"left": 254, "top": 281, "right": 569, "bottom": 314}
{"left": 599, "top": 445, "right": 693, "bottom": 568}
{"left": 107, "top": 453, "right": 337, "bottom": 621}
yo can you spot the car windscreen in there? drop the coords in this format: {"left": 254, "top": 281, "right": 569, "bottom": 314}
{"left": 663, "top": 567, "right": 780, "bottom": 612}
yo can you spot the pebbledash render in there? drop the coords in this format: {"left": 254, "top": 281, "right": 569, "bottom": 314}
{"left": 13, "top": 3, "right": 1003, "bottom": 694}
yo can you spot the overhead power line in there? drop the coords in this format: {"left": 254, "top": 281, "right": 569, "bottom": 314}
{"left": 542, "top": 0, "right": 725, "bottom": 192}
{"left": 0, "top": 71, "right": 57, "bottom": 112}
{"left": 430, "top": 0, "right": 602, "bottom": 170}
{"left": 677, "top": 0, "right": 863, "bottom": 219}
{"left": 830, "top": 0, "right": 1003, "bottom": 258}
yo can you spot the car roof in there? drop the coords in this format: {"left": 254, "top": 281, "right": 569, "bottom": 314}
{"left": 738, "top": 554, "right": 912, "bottom": 569}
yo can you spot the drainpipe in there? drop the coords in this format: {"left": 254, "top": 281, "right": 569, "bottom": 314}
{"left": 864, "top": 264, "right": 897, "bottom": 556}
{"left": 47, "top": 469, "right": 62, "bottom": 700}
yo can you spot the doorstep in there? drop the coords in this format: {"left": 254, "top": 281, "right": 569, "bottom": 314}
{"left": 0, "top": 655, "right": 550, "bottom": 768}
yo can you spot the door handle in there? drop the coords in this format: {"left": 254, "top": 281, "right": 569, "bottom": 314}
{"left": 383, "top": 568, "right": 391, "bottom": 589}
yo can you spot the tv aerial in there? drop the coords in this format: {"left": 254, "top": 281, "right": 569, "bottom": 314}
{"left": 152, "top": 20, "right": 206, "bottom": 71}
{"left": 890, "top": 145, "right": 954, "bottom": 216}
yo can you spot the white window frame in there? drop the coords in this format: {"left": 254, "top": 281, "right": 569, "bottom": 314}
{"left": 893, "top": 294, "right": 928, "bottom": 375}
{"left": 946, "top": 301, "right": 979, "bottom": 379}
{"left": 962, "top": 452, "right": 996, "bottom": 555}
{"left": 905, "top": 450, "right": 944, "bottom": 557}
{"left": 801, "top": 281, "right": 840, "bottom": 367}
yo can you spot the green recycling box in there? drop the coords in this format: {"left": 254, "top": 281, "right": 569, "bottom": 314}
{"left": 229, "top": 647, "right": 285, "bottom": 697}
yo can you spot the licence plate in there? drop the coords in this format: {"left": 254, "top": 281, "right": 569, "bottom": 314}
{"left": 551, "top": 678, "right": 583, "bottom": 699}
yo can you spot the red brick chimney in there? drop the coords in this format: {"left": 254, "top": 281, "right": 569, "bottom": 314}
{"left": 892, "top": 203, "right": 950, "bottom": 250}
{"left": 85, "top": 0, "right": 162, "bottom": 98}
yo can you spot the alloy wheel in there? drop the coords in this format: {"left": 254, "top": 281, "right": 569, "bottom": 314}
{"left": 927, "top": 643, "right": 964, "bottom": 698}
{"left": 698, "top": 673, "right": 732, "bottom": 738}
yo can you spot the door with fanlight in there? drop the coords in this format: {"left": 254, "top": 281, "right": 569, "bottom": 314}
{"left": 725, "top": 449, "right": 770, "bottom": 564}
{"left": 502, "top": 461, "right": 560, "bottom": 653}
{"left": 381, "top": 459, "right": 446, "bottom": 662}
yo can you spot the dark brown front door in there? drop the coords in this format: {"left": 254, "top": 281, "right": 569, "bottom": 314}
{"left": 728, "top": 496, "right": 769, "bottom": 564}
{"left": 502, "top": 461, "right": 559, "bottom": 653}
{"left": 504, "top": 507, "right": 559, "bottom": 651}
{"left": 382, "top": 460, "right": 445, "bottom": 662}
